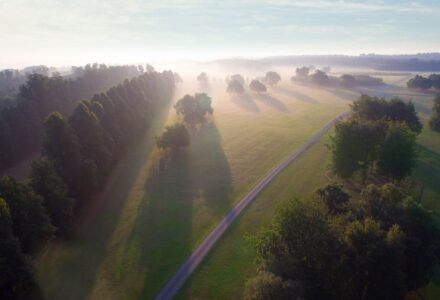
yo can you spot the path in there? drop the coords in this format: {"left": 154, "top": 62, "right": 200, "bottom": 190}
{"left": 155, "top": 110, "right": 350, "bottom": 300}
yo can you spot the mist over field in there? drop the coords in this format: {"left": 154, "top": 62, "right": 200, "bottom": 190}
{"left": 1, "top": 1, "right": 440, "bottom": 300}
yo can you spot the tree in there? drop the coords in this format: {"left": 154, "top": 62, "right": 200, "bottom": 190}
{"left": 174, "top": 93, "right": 213, "bottom": 125}
{"left": 429, "top": 96, "right": 440, "bottom": 132}
{"left": 226, "top": 80, "right": 245, "bottom": 94}
{"left": 30, "top": 159, "right": 74, "bottom": 236}
{"left": 0, "top": 176, "right": 54, "bottom": 254}
{"left": 244, "top": 271, "right": 303, "bottom": 300}
{"left": 0, "top": 198, "right": 34, "bottom": 299}
{"left": 377, "top": 123, "right": 417, "bottom": 180}
{"left": 330, "top": 120, "right": 386, "bottom": 180}
{"left": 197, "top": 72, "right": 209, "bottom": 83}
{"left": 340, "top": 74, "right": 356, "bottom": 88}
{"left": 310, "top": 70, "right": 329, "bottom": 85}
{"left": 249, "top": 80, "right": 267, "bottom": 93}
{"left": 230, "top": 74, "right": 245, "bottom": 85}
{"left": 407, "top": 75, "right": 433, "bottom": 90}
{"left": 173, "top": 72, "right": 183, "bottom": 83}
{"left": 351, "top": 95, "right": 422, "bottom": 134}
{"left": 156, "top": 123, "right": 190, "bottom": 151}
{"left": 315, "top": 183, "right": 350, "bottom": 214}
{"left": 295, "top": 67, "right": 309, "bottom": 79}
{"left": 249, "top": 183, "right": 440, "bottom": 300}
{"left": 429, "top": 74, "right": 440, "bottom": 90}
{"left": 265, "top": 71, "right": 281, "bottom": 86}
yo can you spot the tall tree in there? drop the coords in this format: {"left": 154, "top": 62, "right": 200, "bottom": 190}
{"left": 0, "top": 176, "right": 54, "bottom": 253}
{"left": 30, "top": 159, "right": 74, "bottom": 236}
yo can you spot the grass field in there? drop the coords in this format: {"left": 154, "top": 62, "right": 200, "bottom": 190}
{"left": 34, "top": 72, "right": 440, "bottom": 300}
{"left": 176, "top": 74, "right": 440, "bottom": 300}
{"left": 34, "top": 77, "right": 351, "bottom": 299}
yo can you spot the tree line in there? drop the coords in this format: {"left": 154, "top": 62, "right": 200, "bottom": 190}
{"left": 407, "top": 74, "right": 440, "bottom": 90}
{"left": 245, "top": 183, "right": 440, "bottom": 300}
{"left": 292, "top": 66, "right": 383, "bottom": 88}
{"left": 0, "top": 64, "right": 143, "bottom": 172}
{"left": 0, "top": 69, "right": 175, "bottom": 298}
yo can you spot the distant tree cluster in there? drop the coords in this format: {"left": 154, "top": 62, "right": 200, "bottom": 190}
{"left": 0, "top": 64, "right": 145, "bottom": 173}
{"left": 291, "top": 66, "right": 383, "bottom": 88}
{"left": 246, "top": 183, "right": 440, "bottom": 300}
{"left": 227, "top": 79, "right": 245, "bottom": 94}
{"left": 407, "top": 74, "right": 440, "bottom": 90}
{"left": 331, "top": 95, "right": 422, "bottom": 181}
{"left": 0, "top": 70, "right": 175, "bottom": 298}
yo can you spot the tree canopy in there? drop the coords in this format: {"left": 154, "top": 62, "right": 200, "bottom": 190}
{"left": 174, "top": 93, "right": 213, "bottom": 125}
{"left": 247, "top": 183, "right": 440, "bottom": 300}
{"left": 310, "top": 70, "right": 329, "bottom": 85}
{"left": 265, "top": 71, "right": 281, "bottom": 86}
{"left": 429, "top": 96, "right": 440, "bottom": 132}
{"left": 227, "top": 80, "right": 245, "bottom": 94}
{"left": 407, "top": 75, "right": 433, "bottom": 90}
{"left": 156, "top": 123, "right": 190, "bottom": 151}
{"left": 249, "top": 80, "right": 267, "bottom": 93}
{"left": 230, "top": 74, "right": 245, "bottom": 85}
{"left": 197, "top": 72, "right": 209, "bottom": 83}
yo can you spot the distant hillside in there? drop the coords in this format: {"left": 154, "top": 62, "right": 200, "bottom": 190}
{"left": 213, "top": 53, "right": 440, "bottom": 72}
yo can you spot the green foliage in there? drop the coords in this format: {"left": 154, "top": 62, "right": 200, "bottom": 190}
{"left": 0, "top": 176, "right": 54, "bottom": 254}
{"left": 310, "top": 70, "right": 329, "bottom": 85}
{"left": 174, "top": 93, "right": 213, "bottom": 125}
{"left": 315, "top": 183, "right": 350, "bottom": 214}
{"left": 351, "top": 95, "right": 422, "bottom": 133}
{"left": 0, "top": 64, "right": 142, "bottom": 172}
{"left": 407, "top": 75, "right": 433, "bottom": 90}
{"left": 377, "top": 123, "right": 417, "bottom": 180}
{"left": 230, "top": 74, "right": 245, "bottom": 85}
{"left": 249, "top": 80, "right": 267, "bottom": 93}
{"left": 0, "top": 198, "right": 35, "bottom": 299}
{"left": 227, "top": 80, "right": 245, "bottom": 94}
{"left": 30, "top": 159, "right": 74, "bottom": 236}
{"left": 244, "top": 271, "right": 303, "bottom": 300}
{"left": 156, "top": 123, "right": 190, "bottom": 150}
{"left": 429, "top": 96, "right": 440, "bottom": 132}
{"left": 265, "top": 71, "right": 281, "bottom": 86}
{"left": 250, "top": 183, "right": 440, "bottom": 300}
{"left": 330, "top": 119, "right": 386, "bottom": 179}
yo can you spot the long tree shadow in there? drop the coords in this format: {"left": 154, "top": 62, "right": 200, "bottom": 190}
{"left": 253, "top": 93, "right": 289, "bottom": 112}
{"left": 271, "top": 86, "right": 318, "bottom": 104}
{"left": 132, "top": 122, "right": 232, "bottom": 299}
{"left": 36, "top": 102, "right": 173, "bottom": 300}
{"left": 230, "top": 92, "right": 260, "bottom": 113}
{"left": 414, "top": 145, "right": 440, "bottom": 195}
{"left": 325, "top": 87, "right": 360, "bottom": 102}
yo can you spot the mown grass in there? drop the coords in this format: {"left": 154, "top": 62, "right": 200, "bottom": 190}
{"left": 177, "top": 85, "right": 440, "bottom": 300}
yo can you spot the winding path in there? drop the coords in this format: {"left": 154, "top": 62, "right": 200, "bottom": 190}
{"left": 155, "top": 111, "right": 349, "bottom": 300}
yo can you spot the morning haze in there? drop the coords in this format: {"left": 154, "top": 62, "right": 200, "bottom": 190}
{"left": 1, "top": 1, "right": 440, "bottom": 300}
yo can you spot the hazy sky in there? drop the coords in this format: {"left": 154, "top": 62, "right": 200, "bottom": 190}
{"left": 1, "top": 0, "right": 440, "bottom": 68}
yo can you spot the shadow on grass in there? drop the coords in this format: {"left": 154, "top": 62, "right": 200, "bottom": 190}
{"left": 253, "top": 93, "right": 289, "bottom": 112}
{"left": 325, "top": 87, "right": 360, "bottom": 102}
{"left": 36, "top": 104, "right": 173, "bottom": 300}
{"left": 230, "top": 92, "right": 260, "bottom": 113}
{"left": 414, "top": 145, "right": 440, "bottom": 195}
{"left": 132, "top": 122, "right": 232, "bottom": 299}
{"left": 271, "top": 86, "right": 318, "bottom": 104}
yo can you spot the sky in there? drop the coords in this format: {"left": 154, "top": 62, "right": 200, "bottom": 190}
{"left": 1, "top": 0, "right": 440, "bottom": 68}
